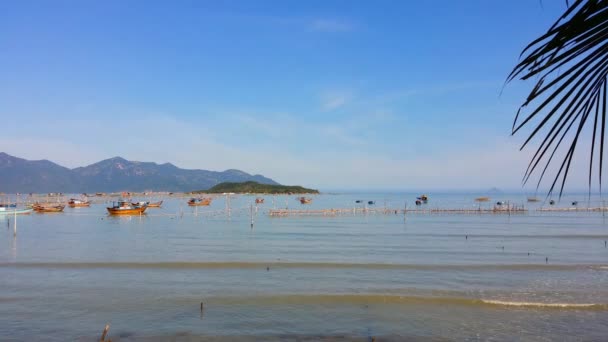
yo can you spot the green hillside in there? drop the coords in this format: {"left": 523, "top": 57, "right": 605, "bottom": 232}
{"left": 195, "top": 181, "right": 319, "bottom": 194}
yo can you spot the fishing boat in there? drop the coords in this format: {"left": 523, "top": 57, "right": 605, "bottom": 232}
{"left": 32, "top": 203, "right": 65, "bottom": 213}
{"left": 298, "top": 197, "right": 312, "bottom": 204}
{"left": 475, "top": 197, "right": 490, "bottom": 202}
{"left": 0, "top": 207, "right": 33, "bottom": 215}
{"left": 527, "top": 197, "right": 540, "bottom": 202}
{"left": 68, "top": 199, "right": 90, "bottom": 208}
{"left": 188, "top": 198, "right": 212, "bottom": 206}
{"left": 107, "top": 201, "right": 147, "bottom": 215}
{"left": 0, "top": 203, "right": 17, "bottom": 208}
{"left": 255, "top": 198, "right": 264, "bottom": 204}
{"left": 131, "top": 201, "right": 150, "bottom": 207}
{"left": 417, "top": 194, "right": 429, "bottom": 202}
{"left": 147, "top": 200, "right": 163, "bottom": 208}
{"left": 368, "top": 200, "right": 375, "bottom": 205}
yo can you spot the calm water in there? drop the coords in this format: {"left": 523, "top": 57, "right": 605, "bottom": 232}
{"left": 1, "top": 193, "right": 608, "bottom": 341}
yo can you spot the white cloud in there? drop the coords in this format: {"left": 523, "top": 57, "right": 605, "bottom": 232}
{"left": 365, "top": 80, "right": 502, "bottom": 106}
{"left": 320, "top": 91, "right": 353, "bottom": 111}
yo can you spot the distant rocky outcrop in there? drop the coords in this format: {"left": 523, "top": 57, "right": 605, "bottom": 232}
{"left": 0, "top": 152, "right": 278, "bottom": 193}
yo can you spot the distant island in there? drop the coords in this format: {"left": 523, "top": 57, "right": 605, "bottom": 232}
{"left": 195, "top": 181, "right": 319, "bottom": 194}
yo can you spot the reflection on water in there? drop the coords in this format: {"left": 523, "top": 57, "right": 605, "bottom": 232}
{"left": 9, "top": 235, "right": 16, "bottom": 261}
{"left": 0, "top": 193, "right": 608, "bottom": 341}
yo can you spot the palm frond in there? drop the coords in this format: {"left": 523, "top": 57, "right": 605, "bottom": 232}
{"left": 509, "top": 0, "right": 608, "bottom": 197}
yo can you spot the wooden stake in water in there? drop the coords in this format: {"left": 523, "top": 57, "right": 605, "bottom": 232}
{"left": 225, "top": 194, "right": 232, "bottom": 219}
{"left": 100, "top": 324, "right": 110, "bottom": 342}
{"left": 13, "top": 208, "right": 17, "bottom": 237}
{"left": 250, "top": 203, "right": 254, "bottom": 229}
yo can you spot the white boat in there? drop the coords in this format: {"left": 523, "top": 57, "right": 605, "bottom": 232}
{"left": 0, "top": 207, "right": 33, "bottom": 215}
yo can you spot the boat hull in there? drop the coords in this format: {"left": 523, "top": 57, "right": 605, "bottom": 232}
{"left": 188, "top": 199, "right": 211, "bottom": 206}
{"left": 68, "top": 203, "right": 90, "bottom": 208}
{"left": 107, "top": 207, "right": 147, "bottom": 215}
{"left": 188, "top": 202, "right": 210, "bottom": 206}
{"left": 298, "top": 197, "right": 312, "bottom": 204}
{"left": 147, "top": 201, "right": 163, "bottom": 208}
{"left": 0, "top": 208, "right": 33, "bottom": 215}
{"left": 32, "top": 204, "right": 66, "bottom": 213}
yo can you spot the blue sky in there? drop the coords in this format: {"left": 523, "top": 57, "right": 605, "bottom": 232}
{"left": 0, "top": 0, "right": 586, "bottom": 190}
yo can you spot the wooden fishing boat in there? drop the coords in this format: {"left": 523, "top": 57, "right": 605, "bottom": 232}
{"left": 298, "top": 197, "right": 312, "bottom": 204}
{"left": 0, "top": 207, "right": 33, "bottom": 215}
{"left": 475, "top": 197, "right": 490, "bottom": 202}
{"left": 131, "top": 201, "right": 150, "bottom": 207}
{"left": 32, "top": 204, "right": 65, "bottom": 213}
{"left": 107, "top": 201, "right": 147, "bottom": 215}
{"left": 188, "top": 198, "right": 211, "bottom": 206}
{"left": 147, "top": 200, "right": 163, "bottom": 208}
{"left": 255, "top": 198, "right": 264, "bottom": 204}
{"left": 527, "top": 197, "right": 540, "bottom": 202}
{"left": 68, "top": 199, "right": 90, "bottom": 207}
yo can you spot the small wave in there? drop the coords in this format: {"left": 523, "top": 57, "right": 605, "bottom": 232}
{"left": 204, "top": 294, "right": 608, "bottom": 310}
{"left": 481, "top": 299, "right": 606, "bottom": 309}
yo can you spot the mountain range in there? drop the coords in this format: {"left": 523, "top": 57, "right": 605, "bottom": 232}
{"left": 0, "top": 152, "right": 278, "bottom": 193}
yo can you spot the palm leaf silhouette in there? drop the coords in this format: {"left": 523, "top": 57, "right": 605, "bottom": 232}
{"left": 508, "top": 0, "right": 608, "bottom": 197}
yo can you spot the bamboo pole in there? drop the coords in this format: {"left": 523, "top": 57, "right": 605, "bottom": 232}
{"left": 99, "top": 324, "right": 110, "bottom": 342}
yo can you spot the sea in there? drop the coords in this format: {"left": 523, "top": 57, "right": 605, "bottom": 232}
{"left": 1, "top": 192, "right": 607, "bottom": 341}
